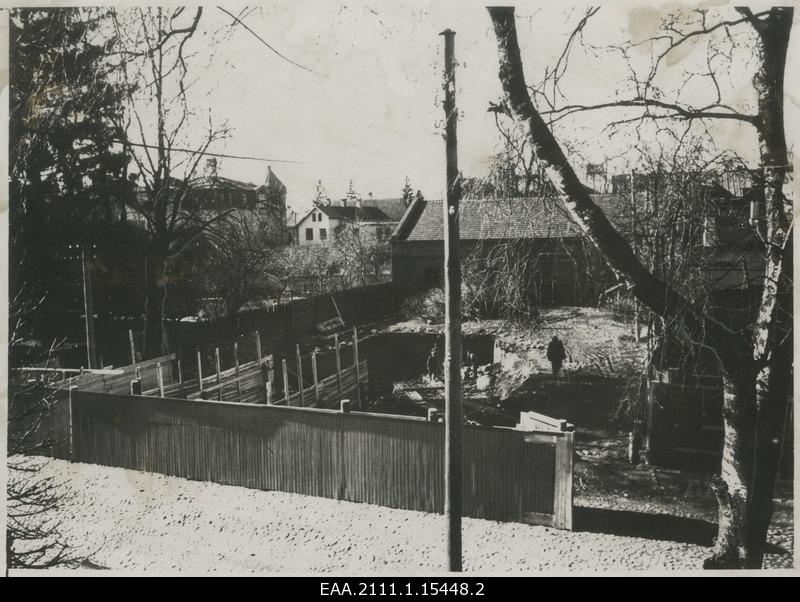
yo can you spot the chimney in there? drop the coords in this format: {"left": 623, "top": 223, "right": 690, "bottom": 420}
{"left": 205, "top": 157, "right": 218, "bottom": 178}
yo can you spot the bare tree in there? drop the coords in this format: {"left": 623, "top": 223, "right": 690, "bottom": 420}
{"left": 110, "top": 7, "right": 234, "bottom": 356}
{"left": 333, "top": 222, "right": 391, "bottom": 288}
{"left": 187, "top": 211, "right": 287, "bottom": 317}
{"left": 486, "top": 6, "right": 792, "bottom": 569}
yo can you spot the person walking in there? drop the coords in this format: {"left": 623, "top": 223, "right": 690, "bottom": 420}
{"left": 546, "top": 335, "right": 566, "bottom": 379}
{"left": 426, "top": 343, "right": 440, "bottom": 382}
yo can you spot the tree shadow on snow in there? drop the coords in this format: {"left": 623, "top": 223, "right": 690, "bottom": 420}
{"left": 573, "top": 507, "right": 788, "bottom": 555}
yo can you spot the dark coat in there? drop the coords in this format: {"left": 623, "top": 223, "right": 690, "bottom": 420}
{"left": 546, "top": 338, "right": 566, "bottom": 363}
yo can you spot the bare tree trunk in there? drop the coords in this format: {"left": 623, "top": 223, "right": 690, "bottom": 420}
{"left": 144, "top": 248, "right": 170, "bottom": 358}
{"left": 706, "top": 370, "right": 756, "bottom": 568}
{"left": 487, "top": 6, "right": 792, "bottom": 569}
{"left": 705, "top": 7, "right": 794, "bottom": 569}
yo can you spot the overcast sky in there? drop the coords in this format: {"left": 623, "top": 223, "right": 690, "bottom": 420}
{"left": 117, "top": 1, "right": 798, "bottom": 214}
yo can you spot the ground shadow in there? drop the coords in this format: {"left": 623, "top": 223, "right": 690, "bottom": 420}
{"left": 573, "top": 507, "right": 789, "bottom": 555}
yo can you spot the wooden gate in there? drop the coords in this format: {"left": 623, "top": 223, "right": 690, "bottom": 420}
{"left": 516, "top": 411, "right": 575, "bottom": 529}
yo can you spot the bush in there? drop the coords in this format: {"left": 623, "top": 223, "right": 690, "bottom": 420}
{"left": 399, "top": 286, "right": 480, "bottom": 323}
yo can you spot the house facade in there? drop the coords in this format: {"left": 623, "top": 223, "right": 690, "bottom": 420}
{"left": 294, "top": 201, "right": 398, "bottom": 246}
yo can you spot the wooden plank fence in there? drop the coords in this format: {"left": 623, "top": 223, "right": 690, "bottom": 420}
{"left": 66, "top": 354, "right": 175, "bottom": 395}
{"left": 24, "top": 388, "right": 573, "bottom": 529}
{"left": 279, "top": 360, "right": 367, "bottom": 409}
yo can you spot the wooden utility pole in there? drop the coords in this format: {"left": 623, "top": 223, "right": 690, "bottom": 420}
{"left": 440, "top": 27, "right": 463, "bottom": 573}
{"left": 81, "top": 247, "right": 97, "bottom": 369}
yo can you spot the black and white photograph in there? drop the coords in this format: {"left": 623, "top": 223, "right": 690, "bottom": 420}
{"left": 2, "top": 0, "right": 797, "bottom": 576}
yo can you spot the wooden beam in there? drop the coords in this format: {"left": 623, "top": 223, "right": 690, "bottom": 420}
{"left": 312, "top": 351, "right": 320, "bottom": 404}
{"left": 234, "top": 341, "right": 241, "bottom": 397}
{"left": 215, "top": 347, "right": 222, "bottom": 401}
{"left": 256, "top": 330, "right": 262, "bottom": 363}
{"left": 334, "top": 334, "right": 343, "bottom": 401}
{"left": 282, "top": 359, "right": 290, "bottom": 406}
{"left": 353, "top": 327, "right": 362, "bottom": 409}
{"left": 296, "top": 344, "right": 305, "bottom": 406}
{"left": 554, "top": 431, "right": 574, "bottom": 529}
{"left": 129, "top": 329, "right": 137, "bottom": 367}
{"left": 157, "top": 362, "right": 165, "bottom": 397}
{"left": 177, "top": 359, "right": 184, "bottom": 397}
{"left": 267, "top": 355, "right": 275, "bottom": 400}
{"left": 197, "top": 349, "right": 204, "bottom": 394}
{"left": 440, "top": 27, "right": 463, "bottom": 573}
{"left": 81, "top": 248, "right": 97, "bottom": 370}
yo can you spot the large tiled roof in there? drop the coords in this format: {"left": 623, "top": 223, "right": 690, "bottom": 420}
{"left": 320, "top": 205, "right": 393, "bottom": 221}
{"left": 395, "top": 195, "right": 623, "bottom": 241}
{"left": 361, "top": 198, "right": 408, "bottom": 221}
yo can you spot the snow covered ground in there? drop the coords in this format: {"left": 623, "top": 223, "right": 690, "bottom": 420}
{"left": 10, "top": 456, "right": 779, "bottom": 576}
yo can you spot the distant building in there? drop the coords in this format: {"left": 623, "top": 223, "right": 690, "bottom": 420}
{"left": 294, "top": 203, "right": 395, "bottom": 246}
{"left": 127, "top": 158, "right": 290, "bottom": 244}
{"left": 391, "top": 195, "right": 623, "bottom": 305}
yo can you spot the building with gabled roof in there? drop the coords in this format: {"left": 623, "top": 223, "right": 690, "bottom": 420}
{"left": 391, "top": 194, "right": 624, "bottom": 305}
{"left": 294, "top": 202, "right": 396, "bottom": 246}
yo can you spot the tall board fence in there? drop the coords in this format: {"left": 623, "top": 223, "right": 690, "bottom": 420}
{"left": 17, "top": 388, "right": 573, "bottom": 529}
{"left": 171, "top": 283, "right": 393, "bottom": 356}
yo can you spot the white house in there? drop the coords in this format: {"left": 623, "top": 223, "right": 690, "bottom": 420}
{"left": 294, "top": 203, "right": 395, "bottom": 245}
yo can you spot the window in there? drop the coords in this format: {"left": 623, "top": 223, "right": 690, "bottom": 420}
{"left": 320, "top": 228, "right": 327, "bottom": 241}
{"left": 311, "top": 213, "right": 316, "bottom": 222}
{"left": 258, "top": 191, "right": 267, "bottom": 201}
{"left": 305, "top": 228, "right": 314, "bottom": 241}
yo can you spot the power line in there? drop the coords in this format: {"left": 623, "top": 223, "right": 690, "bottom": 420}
{"left": 116, "top": 139, "right": 306, "bottom": 164}
{"left": 217, "top": 6, "right": 323, "bottom": 77}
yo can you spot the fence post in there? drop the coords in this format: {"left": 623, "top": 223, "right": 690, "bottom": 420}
{"left": 215, "top": 347, "right": 223, "bottom": 401}
{"left": 68, "top": 385, "right": 78, "bottom": 460}
{"left": 553, "top": 432, "right": 574, "bottom": 530}
{"left": 296, "top": 344, "right": 305, "bottom": 407}
{"left": 334, "top": 334, "right": 343, "bottom": 401}
{"left": 260, "top": 362, "right": 270, "bottom": 404}
{"left": 282, "top": 359, "right": 290, "bottom": 406}
{"left": 353, "top": 326, "right": 362, "bottom": 409}
{"left": 234, "top": 341, "right": 241, "bottom": 397}
{"left": 312, "top": 351, "right": 320, "bottom": 405}
{"left": 177, "top": 359, "right": 184, "bottom": 397}
{"left": 157, "top": 362, "right": 165, "bottom": 397}
{"left": 267, "top": 355, "right": 275, "bottom": 402}
{"left": 256, "top": 330, "right": 263, "bottom": 363}
{"left": 129, "top": 329, "right": 137, "bottom": 367}
{"left": 197, "top": 349, "right": 204, "bottom": 396}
